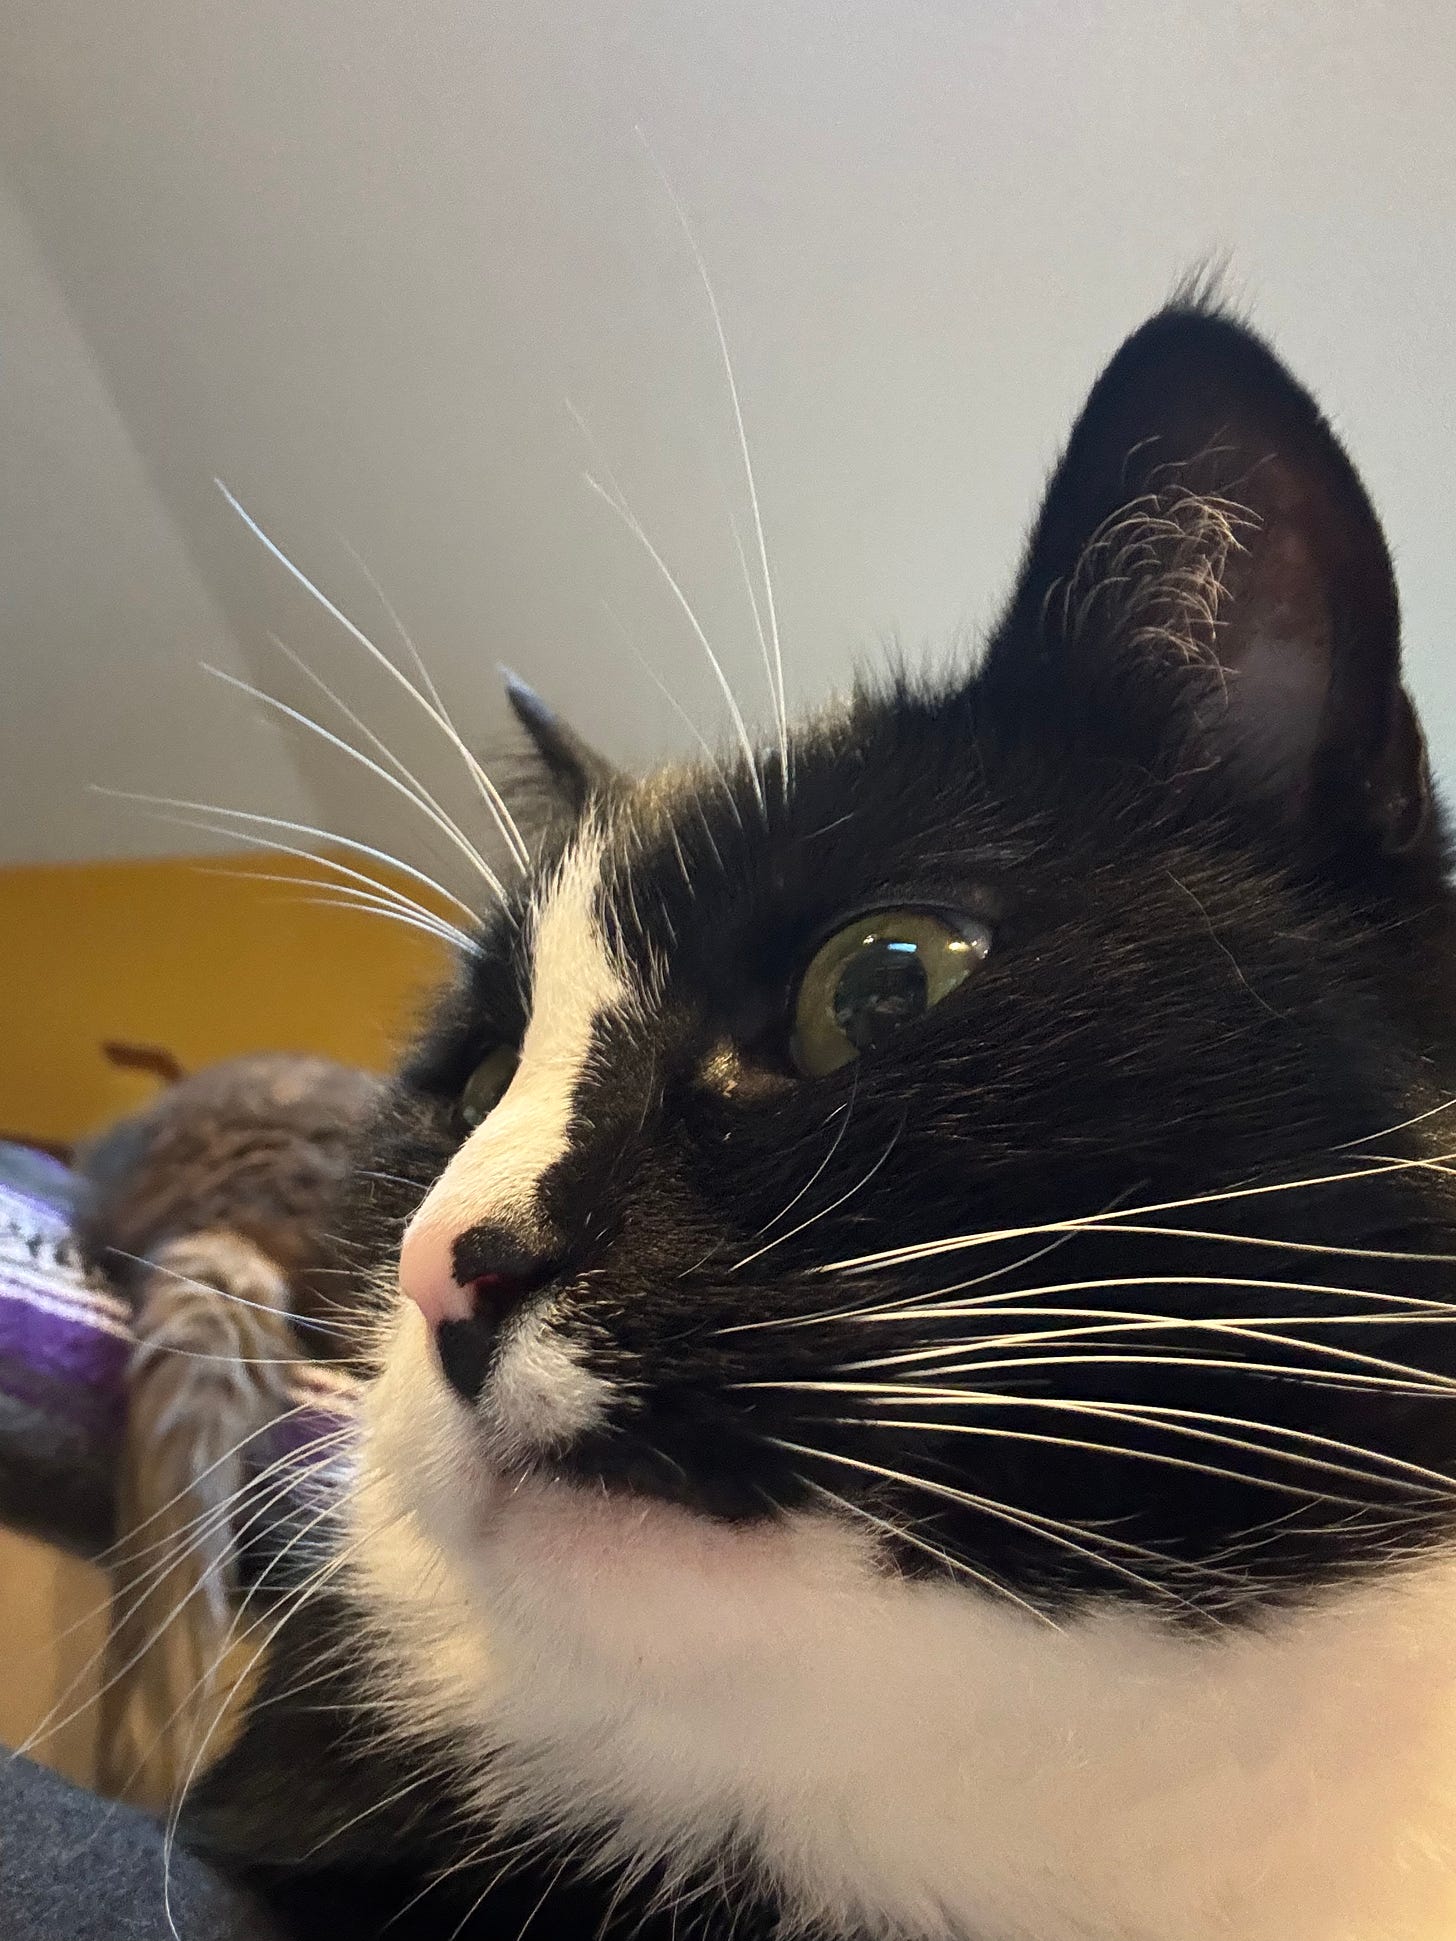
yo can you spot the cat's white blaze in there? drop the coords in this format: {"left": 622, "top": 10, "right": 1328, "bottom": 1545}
{"left": 398, "top": 829, "right": 625, "bottom": 1327}
{"left": 355, "top": 1329, "right": 1456, "bottom": 1941}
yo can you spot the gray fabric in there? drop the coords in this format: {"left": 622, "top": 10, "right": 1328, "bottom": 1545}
{"left": 0, "top": 1753, "right": 285, "bottom": 1940}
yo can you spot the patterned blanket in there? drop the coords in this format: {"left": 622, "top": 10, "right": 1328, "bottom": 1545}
{"left": 0, "top": 1148, "right": 356, "bottom": 1557}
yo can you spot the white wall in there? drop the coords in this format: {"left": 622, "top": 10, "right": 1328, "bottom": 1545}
{"left": 0, "top": 178, "right": 308, "bottom": 863}
{"left": 2, "top": 0, "right": 1453, "bottom": 888}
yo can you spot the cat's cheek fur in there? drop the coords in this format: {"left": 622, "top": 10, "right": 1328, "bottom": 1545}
{"left": 354, "top": 1335, "right": 1456, "bottom": 1941}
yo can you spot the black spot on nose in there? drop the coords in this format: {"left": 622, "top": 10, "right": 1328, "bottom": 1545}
{"left": 435, "top": 1224, "right": 563, "bottom": 1405}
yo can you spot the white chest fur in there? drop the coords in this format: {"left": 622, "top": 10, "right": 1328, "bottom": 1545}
{"left": 352, "top": 1316, "right": 1456, "bottom": 1941}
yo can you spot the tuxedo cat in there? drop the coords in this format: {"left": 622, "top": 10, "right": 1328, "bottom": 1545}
{"left": 192, "top": 298, "right": 1456, "bottom": 1941}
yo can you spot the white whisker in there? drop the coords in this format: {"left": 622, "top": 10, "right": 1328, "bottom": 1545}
{"left": 581, "top": 466, "right": 763, "bottom": 813}
{"left": 599, "top": 600, "right": 744, "bottom": 833}
{"left": 200, "top": 865, "right": 473, "bottom": 955}
{"left": 215, "top": 482, "right": 530, "bottom": 872}
{"left": 768, "top": 1436, "right": 1189, "bottom": 1607}
{"left": 819, "top": 1344, "right": 1454, "bottom": 1401}
{"left": 202, "top": 663, "right": 505, "bottom": 901}
{"left": 815, "top": 1148, "right": 1456, "bottom": 1279}
{"left": 105, "top": 1247, "right": 357, "bottom": 1339}
{"left": 295, "top": 891, "right": 478, "bottom": 955}
{"left": 730, "top": 1113, "right": 900, "bottom": 1274}
{"left": 768, "top": 1382, "right": 1453, "bottom": 1501}
{"left": 797, "top": 1476, "right": 1057, "bottom": 1627}
{"left": 830, "top": 1412, "right": 1398, "bottom": 1512}
{"left": 637, "top": 128, "right": 790, "bottom": 794}
{"left": 1333, "top": 1093, "right": 1456, "bottom": 1150}
{"left": 338, "top": 542, "right": 533, "bottom": 873}
{"left": 750, "top": 1086, "right": 857, "bottom": 1244}
{"left": 565, "top": 398, "right": 765, "bottom": 817}
{"left": 259, "top": 629, "right": 513, "bottom": 904}
{"left": 93, "top": 789, "right": 485, "bottom": 930}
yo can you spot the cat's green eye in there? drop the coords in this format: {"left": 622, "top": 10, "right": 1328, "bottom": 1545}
{"left": 790, "top": 910, "right": 992, "bottom": 1078}
{"left": 459, "top": 1046, "right": 519, "bottom": 1128}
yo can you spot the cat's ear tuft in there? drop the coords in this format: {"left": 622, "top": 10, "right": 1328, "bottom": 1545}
{"left": 983, "top": 303, "right": 1432, "bottom": 858}
{"left": 502, "top": 670, "right": 622, "bottom": 815}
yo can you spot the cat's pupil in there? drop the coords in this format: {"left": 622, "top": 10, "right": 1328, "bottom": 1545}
{"left": 833, "top": 939, "right": 930, "bottom": 1050}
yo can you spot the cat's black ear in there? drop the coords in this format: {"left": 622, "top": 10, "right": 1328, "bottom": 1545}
{"left": 503, "top": 671, "right": 622, "bottom": 815}
{"left": 983, "top": 303, "right": 1432, "bottom": 857}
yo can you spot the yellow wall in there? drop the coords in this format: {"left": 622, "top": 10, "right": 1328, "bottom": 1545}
{"left": 0, "top": 850, "right": 453, "bottom": 1148}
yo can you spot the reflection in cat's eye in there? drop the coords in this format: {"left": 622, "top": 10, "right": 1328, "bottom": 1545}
{"left": 790, "top": 911, "right": 992, "bottom": 1077}
{"left": 459, "top": 1046, "right": 520, "bottom": 1127}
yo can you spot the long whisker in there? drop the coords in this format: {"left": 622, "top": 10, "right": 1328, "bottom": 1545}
{"left": 822, "top": 1278, "right": 1456, "bottom": 1392}
{"left": 13, "top": 1433, "right": 352, "bottom": 1763}
{"left": 1042, "top": 1221, "right": 1456, "bottom": 1270}
{"left": 339, "top": 539, "right": 532, "bottom": 867}
{"left": 792, "top": 1404, "right": 1382, "bottom": 1511}
{"left": 202, "top": 663, "right": 505, "bottom": 902}
{"left": 823, "top": 1343, "right": 1455, "bottom": 1401}
{"left": 9, "top": 1408, "right": 340, "bottom": 1681}
{"left": 1333, "top": 1094, "right": 1456, "bottom": 1150}
{"left": 750, "top": 1086, "right": 857, "bottom": 1243}
{"left": 833, "top": 1413, "right": 1412, "bottom": 1513}
{"left": 96, "top": 1402, "right": 338, "bottom": 1566}
{"left": 258, "top": 630, "right": 513, "bottom": 910}
{"left": 598, "top": 600, "right": 744, "bottom": 833}
{"left": 91, "top": 789, "right": 486, "bottom": 930}
{"left": 834, "top": 1236, "right": 1456, "bottom": 1334}
{"left": 186, "top": 822, "right": 476, "bottom": 930}
{"left": 113, "top": 1450, "right": 374, "bottom": 1808}
{"left": 216, "top": 482, "right": 530, "bottom": 871}
{"left": 565, "top": 399, "right": 765, "bottom": 818}
{"left": 992, "top": 1393, "right": 1456, "bottom": 1498}
{"left": 768, "top": 1436, "right": 1189, "bottom": 1607}
{"left": 97, "top": 1428, "right": 356, "bottom": 1608}
{"left": 639, "top": 132, "right": 789, "bottom": 789}
{"left": 294, "top": 895, "right": 470, "bottom": 954}
{"left": 716, "top": 1190, "right": 1139, "bottom": 1337}
{"left": 729, "top": 1113, "right": 902, "bottom": 1275}
{"left": 796, "top": 1476, "right": 1058, "bottom": 1626}
{"left": 837, "top": 1281, "right": 1456, "bottom": 1341}
{"left": 104, "top": 1248, "right": 356, "bottom": 1339}
{"left": 582, "top": 466, "right": 763, "bottom": 814}
{"left": 162, "top": 1510, "right": 374, "bottom": 1930}
{"left": 772, "top": 1382, "right": 1453, "bottom": 1501}
{"left": 814, "top": 1149, "right": 1456, "bottom": 1279}
{"left": 201, "top": 867, "right": 473, "bottom": 955}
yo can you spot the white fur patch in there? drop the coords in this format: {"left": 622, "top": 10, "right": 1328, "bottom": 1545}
{"left": 488, "top": 1306, "right": 615, "bottom": 1461}
{"left": 399, "top": 827, "right": 626, "bottom": 1327}
{"left": 354, "top": 1318, "right": 1456, "bottom": 1941}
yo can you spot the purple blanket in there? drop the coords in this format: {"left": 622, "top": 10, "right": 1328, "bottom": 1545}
{"left": 0, "top": 1153, "right": 356, "bottom": 1556}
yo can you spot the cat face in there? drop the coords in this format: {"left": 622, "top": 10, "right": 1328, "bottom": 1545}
{"left": 342, "top": 304, "right": 1456, "bottom": 1939}
{"left": 357, "top": 300, "right": 1455, "bottom": 1609}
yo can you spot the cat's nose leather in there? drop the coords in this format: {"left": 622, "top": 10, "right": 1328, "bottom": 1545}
{"left": 398, "top": 1210, "right": 477, "bottom": 1331}
{"left": 399, "top": 1210, "right": 563, "bottom": 1403}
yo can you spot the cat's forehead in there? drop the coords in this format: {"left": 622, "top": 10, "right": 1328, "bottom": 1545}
{"left": 552, "top": 684, "right": 1036, "bottom": 971}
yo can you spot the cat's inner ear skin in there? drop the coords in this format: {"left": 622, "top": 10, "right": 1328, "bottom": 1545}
{"left": 982, "top": 302, "right": 1434, "bottom": 861}
{"left": 503, "top": 668, "right": 624, "bottom": 816}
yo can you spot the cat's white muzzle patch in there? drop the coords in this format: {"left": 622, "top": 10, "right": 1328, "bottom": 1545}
{"left": 485, "top": 1306, "right": 614, "bottom": 1461}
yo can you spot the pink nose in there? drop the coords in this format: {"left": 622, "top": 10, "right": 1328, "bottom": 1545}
{"left": 398, "top": 1208, "right": 476, "bottom": 1331}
